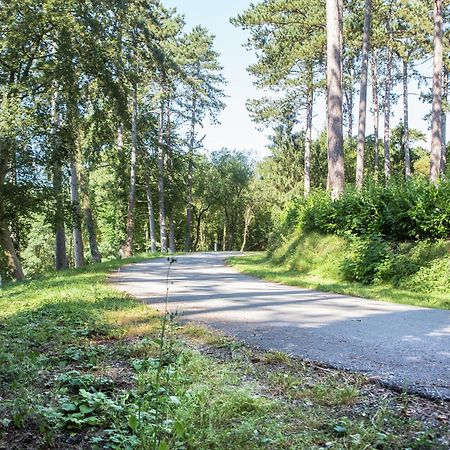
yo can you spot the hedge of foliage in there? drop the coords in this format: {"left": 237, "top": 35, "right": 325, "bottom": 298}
{"left": 281, "top": 178, "right": 450, "bottom": 242}
{"left": 272, "top": 179, "right": 450, "bottom": 292}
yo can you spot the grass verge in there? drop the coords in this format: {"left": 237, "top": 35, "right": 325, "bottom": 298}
{"left": 0, "top": 257, "right": 449, "bottom": 449}
{"left": 228, "top": 248, "right": 450, "bottom": 309}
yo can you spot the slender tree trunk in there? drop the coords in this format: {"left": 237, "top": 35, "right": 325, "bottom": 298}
{"left": 240, "top": 205, "right": 252, "bottom": 252}
{"left": 51, "top": 93, "right": 68, "bottom": 270}
{"left": 194, "top": 214, "right": 202, "bottom": 251}
{"left": 222, "top": 222, "right": 226, "bottom": 252}
{"left": 79, "top": 164, "right": 101, "bottom": 263}
{"left": 326, "top": 0, "right": 345, "bottom": 199}
{"left": 70, "top": 158, "right": 85, "bottom": 268}
{"left": 53, "top": 159, "right": 68, "bottom": 270}
{"left": 403, "top": 59, "right": 411, "bottom": 178}
{"left": 169, "top": 210, "right": 175, "bottom": 253}
{"left": 356, "top": 0, "right": 371, "bottom": 189}
{"left": 304, "top": 65, "right": 313, "bottom": 197}
{"left": 441, "top": 68, "right": 448, "bottom": 174}
{"left": 157, "top": 99, "right": 167, "bottom": 253}
{"left": 145, "top": 181, "right": 157, "bottom": 253}
{"left": 185, "top": 95, "right": 197, "bottom": 252}
{"left": 121, "top": 85, "right": 138, "bottom": 258}
{"left": 164, "top": 95, "right": 176, "bottom": 254}
{"left": 0, "top": 150, "right": 25, "bottom": 280}
{"left": 430, "top": 0, "right": 444, "bottom": 183}
{"left": 383, "top": 48, "right": 393, "bottom": 181}
{"left": 345, "top": 75, "right": 354, "bottom": 139}
{"left": 371, "top": 52, "right": 380, "bottom": 177}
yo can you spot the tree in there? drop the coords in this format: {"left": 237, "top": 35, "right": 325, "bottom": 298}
{"left": 356, "top": 0, "right": 372, "bottom": 189}
{"left": 430, "top": 0, "right": 444, "bottom": 183}
{"left": 326, "top": 0, "right": 345, "bottom": 199}
{"left": 180, "top": 26, "right": 225, "bottom": 252}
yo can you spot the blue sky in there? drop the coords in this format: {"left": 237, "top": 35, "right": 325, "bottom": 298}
{"left": 165, "top": 0, "right": 445, "bottom": 159}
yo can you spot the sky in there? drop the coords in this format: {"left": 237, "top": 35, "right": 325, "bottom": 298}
{"left": 164, "top": 0, "right": 446, "bottom": 160}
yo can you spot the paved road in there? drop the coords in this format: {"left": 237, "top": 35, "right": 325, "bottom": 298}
{"left": 111, "top": 252, "right": 450, "bottom": 399}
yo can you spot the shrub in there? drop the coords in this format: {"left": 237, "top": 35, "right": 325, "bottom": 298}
{"left": 341, "top": 234, "right": 391, "bottom": 284}
{"left": 279, "top": 179, "right": 450, "bottom": 242}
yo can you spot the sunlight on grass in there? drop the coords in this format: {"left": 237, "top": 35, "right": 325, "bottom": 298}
{"left": 228, "top": 253, "right": 450, "bottom": 310}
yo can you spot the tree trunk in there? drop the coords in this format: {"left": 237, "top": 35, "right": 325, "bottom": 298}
{"left": 304, "top": 65, "right": 313, "bottom": 197}
{"left": 145, "top": 181, "right": 157, "bottom": 253}
{"left": 371, "top": 52, "right": 380, "bottom": 177}
{"left": 79, "top": 164, "right": 101, "bottom": 263}
{"left": 70, "top": 158, "right": 85, "bottom": 268}
{"left": 0, "top": 150, "right": 25, "bottom": 280}
{"left": 430, "top": 0, "right": 444, "bottom": 183}
{"left": 185, "top": 95, "right": 197, "bottom": 252}
{"left": 356, "top": 0, "right": 371, "bottom": 189}
{"left": 194, "top": 214, "right": 202, "bottom": 251}
{"left": 157, "top": 99, "right": 167, "bottom": 253}
{"left": 403, "top": 59, "right": 411, "bottom": 178}
{"left": 168, "top": 209, "right": 175, "bottom": 254}
{"left": 121, "top": 85, "right": 138, "bottom": 258}
{"left": 53, "top": 159, "right": 68, "bottom": 270}
{"left": 383, "top": 48, "right": 393, "bottom": 181}
{"left": 441, "top": 68, "right": 448, "bottom": 174}
{"left": 326, "top": 0, "right": 345, "bottom": 199}
{"left": 51, "top": 93, "right": 68, "bottom": 270}
{"left": 240, "top": 205, "right": 252, "bottom": 252}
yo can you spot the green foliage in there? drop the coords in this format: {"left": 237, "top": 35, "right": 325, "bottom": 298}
{"left": 341, "top": 233, "right": 391, "bottom": 284}
{"left": 283, "top": 179, "right": 450, "bottom": 242}
{"left": 21, "top": 214, "right": 55, "bottom": 276}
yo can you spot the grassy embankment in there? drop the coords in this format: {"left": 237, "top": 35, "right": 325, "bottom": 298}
{"left": 0, "top": 256, "right": 449, "bottom": 449}
{"left": 229, "top": 231, "right": 450, "bottom": 310}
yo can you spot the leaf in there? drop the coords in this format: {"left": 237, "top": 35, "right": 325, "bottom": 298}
{"left": 79, "top": 404, "right": 94, "bottom": 415}
{"left": 174, "top": 421, "right": 184, "bottom": 437}
{"left": 158, "top": 442, "right": 169, "bottom": 450}
{"left": 60, "top": 402, "right": 78, "bottom": 412}
{"left": 169, "top": 395, "right": 181, "bottom": 405}
{"left": 128, "top": 414, "right": 139, "bottom": 432}
{"left": 84, "top": 416, "right": 100, "bottom": 426}
{"left": 334, "top": 425, "right": 347, "bottom": 434}
{"left": 1, "top": 418, "right": 11, "bottom": 428}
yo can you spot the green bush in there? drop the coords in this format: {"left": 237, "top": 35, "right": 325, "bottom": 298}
{"left": 341, "top": 234, "right": 391, "bottom": 284}
{"left": 402, "top": 255, "right": 450, "bottom": 294}
{"left": 282, "top": 179, "right": 450, "bottom": 242}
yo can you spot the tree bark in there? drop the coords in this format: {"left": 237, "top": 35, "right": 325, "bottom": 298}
{"left": 430, "top": 0, "right": 444, "bottom": 183}
{"left": 53, "top": 159, "right": 68, "bottom": 270}
{"left": 51, "top": 92, "right": 68, "bottom": 270}
{"left": 121, "top": 85, "right": 138, "bottom": 258}
{"left": 240, "top": 205, "right": 253, "bottom": 252}
{"left": 356, "top": 0, "right": 371, "bottom": 189}
{"left": 185, "top": 95, "right": 197, "bottom": 251}
{"left": 304, "top": 64, "right": 313, "bottom": 197}
{"left": 441, "top": 67, "right": 448, "bottom": 174}
{"left": 0, "top": 149, "right": 25, "bottom": 280}
{"left": 70, "top": 158, "right": 85, "bottom": 268}
{"left": 383, "top": 48, "right": 393, "bottom": 181}
{"left": 403, "top": 59, "right": 411, "bottom": 178}
{"left": 157, "top": 99, "right": 167, "bottom": 253}
{"left": 371, "top": 52, "right": 380, "bottom": 177}
{"left": 79, "top": 164, "right": 101, "bottom": 263}
{"left": 145, "top": 181, "right": 157, "bottom": 253}
{"left": 326, "top": 0, "right": 345, "bottom": 199}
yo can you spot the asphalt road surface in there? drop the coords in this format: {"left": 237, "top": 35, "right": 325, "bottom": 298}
{"left": 111, "top": 252, "right": 450, "bottom": 399}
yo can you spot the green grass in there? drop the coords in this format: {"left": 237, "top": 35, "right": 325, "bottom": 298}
{"left": 228, "top": 232, "right": 450, "bottom": 310}
{"left": 1, "top": 257, "right": 448, "bottom": 449}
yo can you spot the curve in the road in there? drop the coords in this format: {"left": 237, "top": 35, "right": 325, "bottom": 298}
{"left": 111, "top": 252, "right": 450, "bottom": 400}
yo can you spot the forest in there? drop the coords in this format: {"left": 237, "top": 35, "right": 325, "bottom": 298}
{"left": 1, "top": 0, "right": 450, "bottom": 449}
